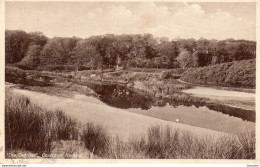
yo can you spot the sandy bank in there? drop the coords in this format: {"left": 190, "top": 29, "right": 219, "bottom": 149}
{"left": 12, "top": 88, "right": 223, "bottom": 141}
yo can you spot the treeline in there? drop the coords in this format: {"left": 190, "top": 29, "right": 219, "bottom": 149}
{"left": 5, "top": 30, "right": 256, "bottom": 71}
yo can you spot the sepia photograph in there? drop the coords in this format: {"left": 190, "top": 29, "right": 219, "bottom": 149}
{"left": 2, "top": 1, "right": 257, "bottom": 161}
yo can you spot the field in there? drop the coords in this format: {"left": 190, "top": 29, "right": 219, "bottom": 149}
{"left": 181, "top": 59, "right": 256, "bottom": 88}
{"left": 5, "top": 88, "right": 255, "bottom": 159}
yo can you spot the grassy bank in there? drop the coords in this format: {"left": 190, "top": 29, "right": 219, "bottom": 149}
{"left": 6, "top": 89, "right": 255, "bottom": 159}
{"left": 181, "top": 59, "right": 256, "bottom": 88}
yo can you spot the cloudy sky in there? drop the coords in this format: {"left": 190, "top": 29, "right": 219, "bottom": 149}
{"left": 5, "top": 2, "right": 256, "bottom": 41}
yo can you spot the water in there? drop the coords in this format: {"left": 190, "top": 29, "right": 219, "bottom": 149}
{"left": 85, "top": 83, "right": 255, "bottom": 123}
{"left": 86, "top": 83, "right": 155, "bottom": 110}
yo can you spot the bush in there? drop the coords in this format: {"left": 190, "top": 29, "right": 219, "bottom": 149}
{"left": 5, "top": 66, "right": 53, "bottom": 86}
{"left": 160, "top": 71, "right": 171, "bottom": 79}
{"left": 181, "top": 59, "right": 255, "bottom": 88}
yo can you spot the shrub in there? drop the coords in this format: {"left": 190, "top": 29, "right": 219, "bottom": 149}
{"left": 181, "top": 59, "right": 256, "bottom": 88}
{"left": 160, "top": 71, "right": 171, "bottom": 79}
{"left": 5, "top": 66, "right": 53, "bottom": 86}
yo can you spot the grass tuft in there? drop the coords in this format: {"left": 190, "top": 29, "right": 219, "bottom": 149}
{"left": 5, "top": 89, "right": 79, "bottom": 154}
{"left": 81, "top": 123, "right": 111, "bottom": 157}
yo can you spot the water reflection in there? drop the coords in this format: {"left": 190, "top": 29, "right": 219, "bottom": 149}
{"left": 86, "top": 83, "right": 155, "bottom": 110}
{"left": 85, "top": 83, "right": 255, "bottom": 122}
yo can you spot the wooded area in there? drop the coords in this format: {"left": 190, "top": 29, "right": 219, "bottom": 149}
{"left": 6, "top": 30, "right": 256, "bottom": 71}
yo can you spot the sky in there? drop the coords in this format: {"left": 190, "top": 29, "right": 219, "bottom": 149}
{"left": 5, "top": 2, "right": 256, "bottom": 41}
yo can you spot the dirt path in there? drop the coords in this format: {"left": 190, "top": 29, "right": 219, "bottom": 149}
{"left": 12, "top": 88, "right": 224, "bottom": 141}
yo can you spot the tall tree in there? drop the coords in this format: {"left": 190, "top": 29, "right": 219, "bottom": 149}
{"left": 5, "top": 30, "right": 31, "bottom": 64}
{"left": 29, "top": 32, "right": 48, "bottom": 46}
{"left": 18, "top": 45, "right": 42, "bottom": 69}
{"left": 40, "top": 37, "right": 79, "bottom": 66}
{"left": 72, "top": 40, "right": 101, "bottom": 70}
{"left": 176, "top": 49, "right": 192, "bottom": 69}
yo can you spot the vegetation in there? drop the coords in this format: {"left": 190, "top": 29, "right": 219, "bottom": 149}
{"left": 5, "top": 66, "right": 53, "bottom": 86}
{"left": 5, "top": 89, "right": 79, "bottom": 154}
{"left": 181, "top": 59, "right": 256, "bottom": 88}
{"left": 6, "top": 30, "right": 256, "bottom": 71}
{"left": 81, "top": 123, "right": 111, "bottom": 157}
{"left": 81, "top": 125, "right": 255, "bottom": 159}
{"left": 6, "top": 31, "right": 48, "bottom": 64}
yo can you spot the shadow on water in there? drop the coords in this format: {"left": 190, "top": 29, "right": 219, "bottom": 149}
{"left": 86, "top": 83, "right": 255, "bottom": 122}
{"left": 86, "top": 83, "right": 155, "bottom": 110}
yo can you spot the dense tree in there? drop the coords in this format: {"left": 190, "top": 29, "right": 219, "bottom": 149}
{"left": 5, "top": 30, "right": 256, "bottom": 70}
{"left": 40, "top": 37, "right": 79, "bottom": 66}
{"left": 176, "top": 49, "right": 192, "bottom": 69}
{"left": 5, "top": 30, "right": 31, "bottom": 64}
{"left": 155, "top": 41, "right": 179, "bottom": 68}
{"left": 28, "top": 32, "right": 48, "bottom": 46}
{"left": 18, "top": 45, "right": 42, "bottom": 69}
{"left": 72, "top": 40, "right": 101, "bottom": 70}
{"left": 87, "top": 35, "right": 116, "bottom": 68}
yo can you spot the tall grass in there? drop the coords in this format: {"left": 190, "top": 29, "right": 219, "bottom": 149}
{"left": 126, "top": 126, "right": 255, "bottom": 159}
{"left": 5, "top": 89, "right": 79, "bottom": 154}
{"left": 81, "top": 125, "right": 255, "bottom": 159}
{"left": 81, "top": 123, "right": 111, "bottom": 157}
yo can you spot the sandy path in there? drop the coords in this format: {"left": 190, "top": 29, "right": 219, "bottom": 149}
{"left": 12, "top": 88, "right": 224, "bottom": 141}
{"left": 182, "top": 87, "right": 255, "bottom": 110}
{"left": 182, "top": 86, "right": 255, "bottom": 98}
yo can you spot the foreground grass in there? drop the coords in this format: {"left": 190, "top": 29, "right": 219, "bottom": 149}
{"left": 81, "top": 125, "right": 255, "bottom": 159}
{"left": 5, "top": 89, "right": 79, "bottom": 155}
{"left": 6, "top": 89, "right": 255, "bottom": 159}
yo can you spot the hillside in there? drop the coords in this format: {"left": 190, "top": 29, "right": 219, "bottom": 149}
{"left": 180, "top": 59, "right": 255, "bottom": 88}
